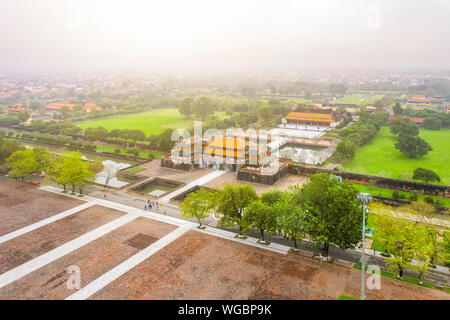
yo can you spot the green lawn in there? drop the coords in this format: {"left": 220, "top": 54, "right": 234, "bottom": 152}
{"left": 123, "top": 166, "right": 146, "bottom": 174}
{"left": 333, "top": 94, "right": 383, "bottom": 106}
{"left": 342, "top": 126, "right": 450, "bottom": 185}
{"left": 77, "top": 108, "right": 232, "bottom": 136}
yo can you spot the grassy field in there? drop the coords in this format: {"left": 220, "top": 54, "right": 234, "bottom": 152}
{"left": 77, "top": 108, "right": 230, "bottom": 136}
{"left": 342, "top": 126, "right": 450, "bottom": 185}
{"left": 333, "top": 94, "right": 384, "bottom": 105}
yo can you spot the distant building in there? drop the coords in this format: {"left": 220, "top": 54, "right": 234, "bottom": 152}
{"left": 283, "top": 107, "right": 344, "bottom": 128}
{"left": 407, "top": 95, "right": 430, "bottom": 105}
{"left": 389, "top": 116, "right": 424, "bottom": 125}
{"left": 45, "top": 101, "right": 101, "bottom": 114}
{"left": 2, "top": 104, "right": 25, "bottom": 115}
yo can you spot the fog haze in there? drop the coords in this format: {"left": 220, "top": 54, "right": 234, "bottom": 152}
{"left": 1, "top": 0, "right": 449, "bottom": 72}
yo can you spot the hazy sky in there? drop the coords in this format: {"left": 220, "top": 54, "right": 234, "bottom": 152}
{"left": 1, "top": 0, "right": 449, "bottom": 72}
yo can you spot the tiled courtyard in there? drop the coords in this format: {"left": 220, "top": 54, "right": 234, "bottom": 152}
{"left": 0, "top": 180, "right": 448, "bottom": 300}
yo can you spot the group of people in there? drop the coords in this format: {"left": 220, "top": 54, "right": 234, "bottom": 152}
{"left": 144, "top": 199, "right": 159, "bottom": 211}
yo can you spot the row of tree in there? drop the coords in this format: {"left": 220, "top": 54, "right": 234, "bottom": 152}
{"left": 335, "top": 112, "right": 389, "bottom": 162}
{"left": 182, "top": 173, "right": 364, "bottom": 257}
{"left": 370, "top": 202, "right": 450, "bottom": 282}
{"left": 5, "top": 149, "right": 103, "bottom": 194}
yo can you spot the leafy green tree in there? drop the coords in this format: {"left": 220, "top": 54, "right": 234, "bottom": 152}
{"left": 6, "top": 149, "right": 38, "bottom": 179}
{"left": 275, "top": 191, "right": 307, "bottom": 250}
{"left": 413, "top": 167, "right": 440, "bottom": 183}
{"left": 336, "top": 139, "right": 356, "bottom": 161}
{"left": 423, "top": 117, "right": 442, "bottom": 130}
{"left": 0, "top": 136, "right": 25, "bottom": 164}
{"left": 60, "top": 105, "right": 71, "bottom": 118}
{"left": 257, "top": 105, "right": 275, "bottom": 124}
{"left": 390, "top": 119, "right": 419, "bottom": 136}
{"left": 217, "top": 184, "right": 258, "bottom": 236}
{"left": 181, "top": 189, "right": 217, "bottom": 227}
{"left": 242, "top": 199, "right": 277, "bottom": 242}
{"left": 371, "top": 212, "right": 422, "bottom": 279}
{"left": 179, "top": 97, "right": 194, "bottom": 118}
{"left": 395, "top": 134, "right": 432, "bottom": 158}
{"left": 193, "top": 96, "right": 214, "bottom": 120}
{"left": 393, "top": 103, "right": 403, "bottom": 115}
{"left": 292, "top": 173, "right": 362, "bottom": 256}
{"left": 49, "top": 152, "right": 93, "bottom": 193}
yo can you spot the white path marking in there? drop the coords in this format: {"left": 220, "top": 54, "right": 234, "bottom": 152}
{"left": 0, "top": 202, "right": 96, "bottom": 245}
{"left": 66, "top": 225, "right": 191, "bottom": 300}
{"left": 157, "top": 170, "right": 225, "bottom": 203}
{"left": 0, "top": 213, "right": 138, "bottom": 289}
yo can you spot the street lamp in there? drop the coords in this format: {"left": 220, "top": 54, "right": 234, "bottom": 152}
{"left": 357, "top": 192, "right": 372, "bottom": 300}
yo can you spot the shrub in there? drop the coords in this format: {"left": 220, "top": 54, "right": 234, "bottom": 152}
{"left": 392, "top": 191, "right": 400, "bottom": 199}
{"left": 424, "top": 196, "right": 434, "bottom": 205}
{"left": 409, "top": 192, "right": 418, "bottom": 201}
{"left": 114, "top": 148, "right": 121, "bottom": 154}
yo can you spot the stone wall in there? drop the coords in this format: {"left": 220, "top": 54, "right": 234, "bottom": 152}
{"left": 237, "top": 164, "right": 289, "bottom": 185}
{"left": 289, "top": 165, "right": 450, "bottom": 198}
{"left": 160, "top": 158, "right": 195, "bottom": 171}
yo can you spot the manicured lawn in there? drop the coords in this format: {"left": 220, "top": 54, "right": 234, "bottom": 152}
{"left": 77, "top": 108, "right": 232, "bottom": 136}
{"left": 123, "top": 166, "right": 146, "bottom": 174}
{"left": 333, "top": 94, "right": 384, "bottom": 105}
{"left": 342, "top": 126, "right": 450, "bottom": 185}
{"left": 77, "top": 108, "right": 189, "bottom": 135}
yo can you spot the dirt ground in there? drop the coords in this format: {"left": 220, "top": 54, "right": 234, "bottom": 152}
{"left": 0, "top": 217, "right": 176, "bottom": 300}
{"left": 0, "top": 178, "right": 84, "bottom": 236}
{"left": 204, "top": 173, "right": 309, "bottom": 194}
{"left": 0, "top": 205, "right": 125, "bottom": 274}
{"left": 91, "top": 231, "right": 449, "bottom": 300}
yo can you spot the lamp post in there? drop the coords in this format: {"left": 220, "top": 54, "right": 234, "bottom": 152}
{"left": 357, "top": 192, "right": 372, "bottom": 300}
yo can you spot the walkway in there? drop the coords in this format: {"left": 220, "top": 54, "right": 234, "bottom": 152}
{"left": 157, "top": 170, "right": 225, "bottom": 203}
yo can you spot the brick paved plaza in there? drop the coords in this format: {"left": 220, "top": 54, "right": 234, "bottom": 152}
{"left": 0, "top": 179, "right": 448, "bottom": 300}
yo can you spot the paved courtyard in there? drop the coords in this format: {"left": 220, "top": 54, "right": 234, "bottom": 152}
{"left": 0, "top": 180, "right": 448, "bottom": 300}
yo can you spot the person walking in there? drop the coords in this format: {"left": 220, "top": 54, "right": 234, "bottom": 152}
{"left": 144, "top": 204, "right": 147, "bottom": 210}
{"left": 149, "top": 202, "right": 152, "bottom": 210}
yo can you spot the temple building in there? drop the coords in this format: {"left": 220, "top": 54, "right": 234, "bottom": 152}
{"left": 283, "top": 107, "right": 344, "bottom": 128}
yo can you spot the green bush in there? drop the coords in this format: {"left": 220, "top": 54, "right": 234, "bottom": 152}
{"left": 409, "top": 192, "right": 418, "bottom": 201}
{"left": 114, "top": 148, "right": 121, "bottom": 154}
{"left": 392, "top": 190, "right": 400, "bottom": 199}
{"left": 424, "top": 196, "right": 434, "bottom": 205}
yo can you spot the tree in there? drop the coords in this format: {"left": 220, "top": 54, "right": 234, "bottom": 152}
{"left": 60, "top": 105, "right": 71, "bottom": 118}
{"left": 49, "top": 152, "right": 93, "bottom": 193}
{"left": 6, "top": 149, "right": 38, "bottom": 179}
{"left": 275, "top": 191, "right": 307, "bottom": 250}
{"left": 217, "top": 184, "right": 258, "bottom": 236}
{"left": 336, "top": 139, "right": 356, "bottom": 161}
{"left": 33, "top": 147, "right": 53, "bottom": 173}
{"left": 0, "top": 136, "right": 25, "bottom": 164}
{"left": 193, "top": 96, "right": 214, "bottom": 120}
{"left": 390, "top": 119, "right": 419, "bottom": 136}
{"left": 181, "top": 189, "right": 216, "bottom": 228}
{"left": 292, "top": 173, "right": 362, "bottom": 257}
{"left": 412, "top": 167, "right": 440, "bottom": 184}
{"left": 242, "top": 199, "right": 277, "bottom": 242}
{"left": 393, "top": 103, "right": 403, "bottom": 115}
{"left": 423, "top": 117, "right": 442, "bottom": 130}
{"left": 98, "top": 161, "right": 117, "bottom": 189}
{"left": 395, "top": 135, "right": 432, "bottom": 158}
{"left": 179, "top": 97, "right": 194, "bottom": 118}
{"left": 371, "top": 212, "right": 422, "bottom": 279}
{"left": 257, "top": 105, "right": 274, "bottom": 124}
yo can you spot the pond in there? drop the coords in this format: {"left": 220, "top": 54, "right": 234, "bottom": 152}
{"left": 279, "top": 145, "right": 332, "bottom": 165}
{"left": 95, "top": 160, "right": 132, "bottom": 188}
